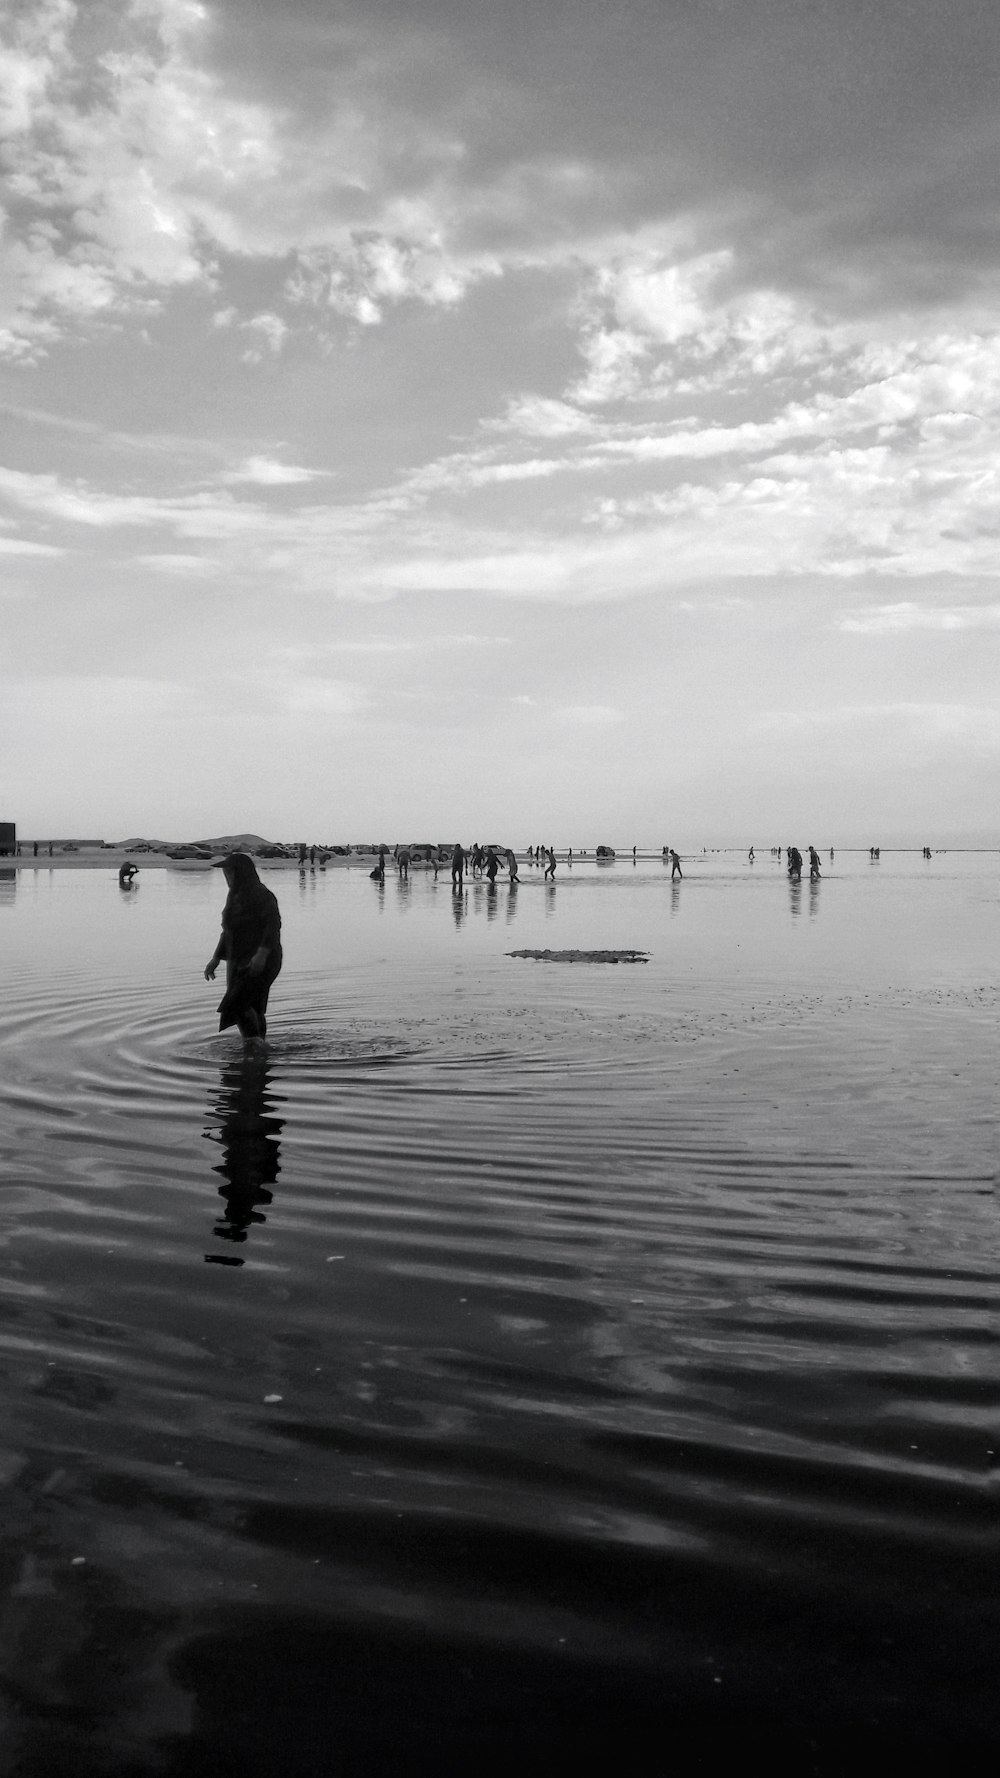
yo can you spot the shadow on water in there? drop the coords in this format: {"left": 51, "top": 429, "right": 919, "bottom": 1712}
{"left": 202, "top": 1053, "right": 284, "bottom": 1266}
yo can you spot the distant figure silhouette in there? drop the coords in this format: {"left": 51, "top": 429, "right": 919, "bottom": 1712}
{"left": 670, "top": 849, "right": 682, "bottom": 879}
{"left": 787, "top": 847, "right": 803, "bottom": 881}
{"left": 205, "top": 853, "right": 282, "bottom": 1045}
{"left": 451, "top": 843, "right": 465, "bottom": 887}
{"left": 808, "top": 846, "right": 821, "bottom": 879}
{"left": 397, "top": 846, "right": 410, "bottom": 879}
{"left": 544, "top": 847, "right": 556, "bottom": 880}
{"left": 486, "top": 847, "right": 499, "bottom": 882}
{"left": 505, "top": 847, "right": 519, "bottom": 882}
{"left": 118, "top": 861, "right": 138, "bottom": 887}
{"left": 370, "top": 854, "right": 385, "bottom": 883}
{"left": 748, "top": 846, "right": 754, "bottom": 862}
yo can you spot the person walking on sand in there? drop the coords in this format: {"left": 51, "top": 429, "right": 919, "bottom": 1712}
{"left": 670, "top": 849, "right": 682, "bottom": 880}
{"left": 544, "top": 846, "right": 557, "bottom": 880}
{"left": 205, "top": 853, "right": 282, "bottom": 1046}
{"left": 809, "top": 846, "right": 822, "bottom": 880}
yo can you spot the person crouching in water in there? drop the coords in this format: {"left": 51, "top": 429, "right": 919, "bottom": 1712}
{"left": 205, "top": 853, "right": 282, "bottom": 1045}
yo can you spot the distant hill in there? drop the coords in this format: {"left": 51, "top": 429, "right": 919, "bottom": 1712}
{"left": 112, "top": 833, "right": 274, "bottom": 851}
{"left": 192, "top": 834, "right": 272, "bottom": 851}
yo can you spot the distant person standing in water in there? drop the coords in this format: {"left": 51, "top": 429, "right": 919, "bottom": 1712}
{"left": 544, "top": 847, "right": 556, "bottom": 880}
{"left": 670, "top": 849, "right": 682, "bottom": 879}
{"left": 808, "top": 846, "right": 821, "bottom": 879}
{"left": 451, "top": 843, "right": 465, "bottom": 888}
{"left": 205, "top": 853, "right": 282, "bottom": 1045}
{"left": 505, "top": 847, "right": 519, "bottom": 882}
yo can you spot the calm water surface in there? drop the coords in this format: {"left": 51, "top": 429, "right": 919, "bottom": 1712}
{"left": 0, "top": 853, "right": 997, "bottom": 1774}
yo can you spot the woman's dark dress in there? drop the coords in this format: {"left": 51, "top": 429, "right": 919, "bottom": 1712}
{"left": 216, "top": 880, "right": 282, "bottom": 1034}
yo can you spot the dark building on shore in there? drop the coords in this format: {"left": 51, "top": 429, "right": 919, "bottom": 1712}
{"left": 0, "top": 823, "right": 15, "bottom": 857}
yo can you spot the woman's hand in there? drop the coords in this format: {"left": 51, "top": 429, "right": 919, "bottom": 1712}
{"left": 204, "top": 961, "right": 217, "bottom": 981}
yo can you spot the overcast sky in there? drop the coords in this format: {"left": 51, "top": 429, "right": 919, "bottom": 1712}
{"left": 1, "top": 0, "right": 998, "bottom": 843}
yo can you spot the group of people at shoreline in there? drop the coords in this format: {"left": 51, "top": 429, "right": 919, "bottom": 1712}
{"left": 191, "top": 841, "right": 940, "bottom": 1048}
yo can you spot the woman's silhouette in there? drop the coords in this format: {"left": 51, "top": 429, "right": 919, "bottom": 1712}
{"left": 204, "top": 852, "right": 282, "bottom": 1044}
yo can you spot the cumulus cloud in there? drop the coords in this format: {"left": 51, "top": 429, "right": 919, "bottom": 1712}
{"left": 0, "top": 0, "right": 503, "bottom": 356}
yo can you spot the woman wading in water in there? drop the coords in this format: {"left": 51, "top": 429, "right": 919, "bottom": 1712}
{"left": 204, "top": 853, "right": 282, "bottom": 1044}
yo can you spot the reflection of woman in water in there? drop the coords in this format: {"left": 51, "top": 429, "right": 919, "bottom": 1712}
{"left": 204, "top": 853, "right": 282, "bottom": 1043}
{"left": 204, "top": 1054, "right": 283, "bottom": 1261}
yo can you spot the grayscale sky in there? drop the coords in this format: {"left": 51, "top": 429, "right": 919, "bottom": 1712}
{"left": 2, "top": 0, "right": 998, "bottom": 842}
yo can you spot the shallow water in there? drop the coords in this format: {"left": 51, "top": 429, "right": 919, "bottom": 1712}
{"left": 0, "top": 852, "right": 997, "bottom": 1773}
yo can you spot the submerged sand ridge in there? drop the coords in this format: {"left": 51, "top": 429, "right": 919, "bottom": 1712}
{"left": 508, "top": 948, "right": 649, "bottom": 963}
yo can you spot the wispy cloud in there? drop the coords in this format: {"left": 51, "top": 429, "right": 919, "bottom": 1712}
{"left": 837, "top": 601, "right": 1000, "bottom": 633}
{"left": 555, "top": 703, "right": 624, "bottom": 726}
{"left": 223, "top": 456, "right": 326, "bottom": 486}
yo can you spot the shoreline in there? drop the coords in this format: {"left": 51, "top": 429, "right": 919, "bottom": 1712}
{"left": 0, "top": 849, "right": 378, "bottom": 871}
{"left": 2, "top": 844, "right": 996, "bottom": 872}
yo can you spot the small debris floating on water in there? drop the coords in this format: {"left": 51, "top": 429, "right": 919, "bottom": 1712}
{"left": 507, "top": 948, "right": 649, "bottom": 964}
